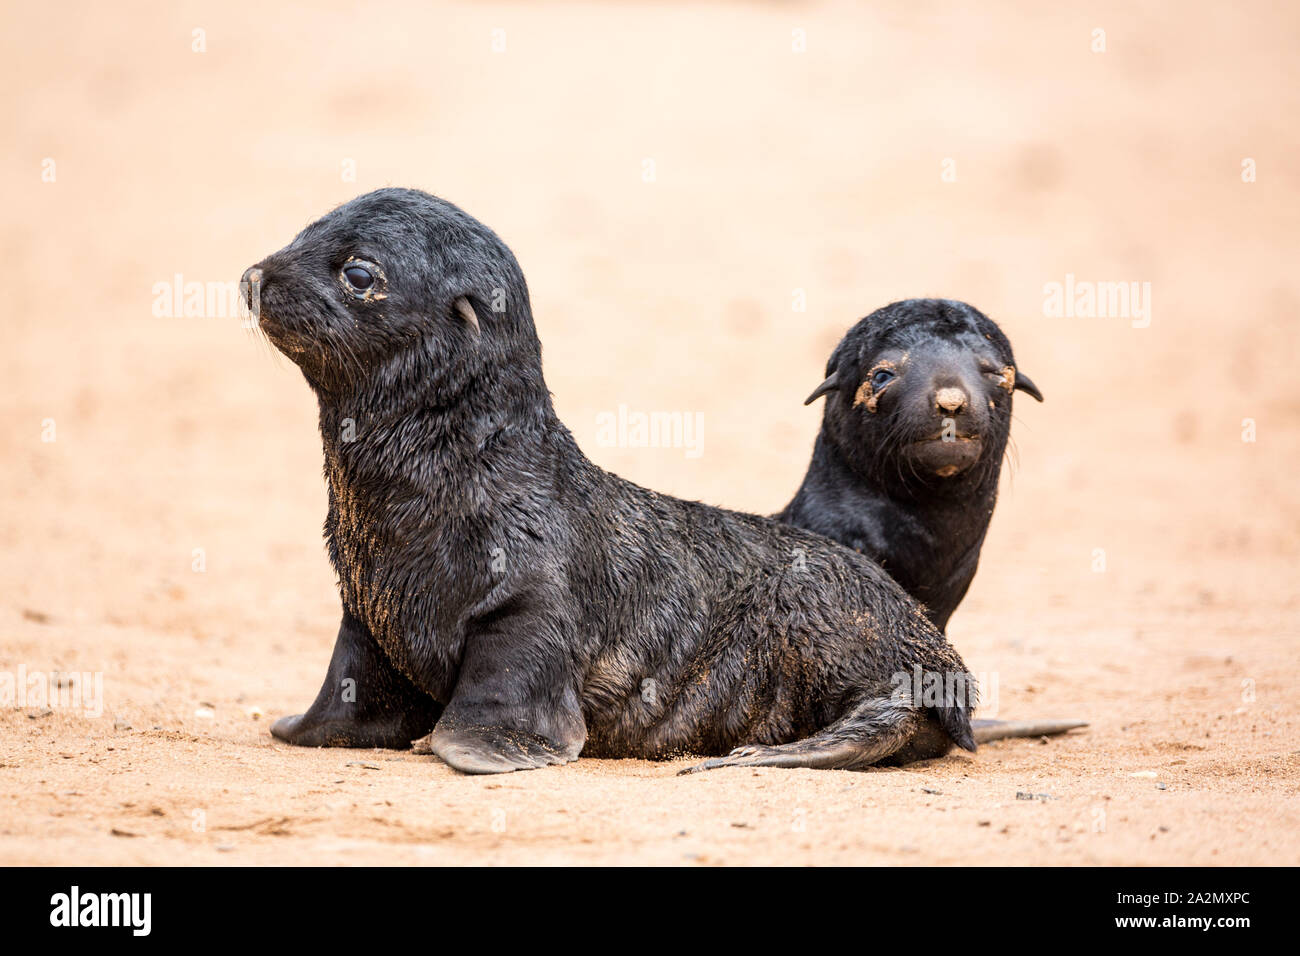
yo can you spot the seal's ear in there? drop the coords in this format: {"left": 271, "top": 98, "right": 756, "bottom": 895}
{"left": 803, "top": 370, "right": 841, "bottom": 406}
{"left": 805, "top": 343, "right": 849, "bottom": 406}
{"left": 454, "top": 296, "right": 481, "bottom": 338}
{"left": 1014, "top": 370, "right": 1044, "bottom": 402}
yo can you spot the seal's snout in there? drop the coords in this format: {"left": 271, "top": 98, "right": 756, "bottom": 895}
{"left": 934, "top": 386, "right": 968, "bottom": 414}
{"left": 239, "top": 266, "right": 263, "bottom": 314}
{"left": 902, "top": 370, "right": 988, "bottom": 478}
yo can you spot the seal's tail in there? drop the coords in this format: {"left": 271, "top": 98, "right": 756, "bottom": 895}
{"left": 972, "top": 718, "right": 1088, "bottom": 743}
{"left": 934, "top": 695, "right": 977, "bottom": 753}
{"left": 927, "top": 658, "right": 978, "bottom": 753}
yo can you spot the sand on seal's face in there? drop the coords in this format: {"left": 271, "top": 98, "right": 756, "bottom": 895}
{"left": 1, "top": 1, "right": 1298, "bottom": 865}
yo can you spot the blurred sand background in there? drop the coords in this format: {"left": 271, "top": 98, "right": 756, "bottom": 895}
{"left": 1, "top": 0, "right": 1297, "bottom": 865}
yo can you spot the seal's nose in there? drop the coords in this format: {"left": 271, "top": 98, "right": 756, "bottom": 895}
{"left": 240, "top": 266, "right": 262, "bottom": 312}
{"left": 934, "top": 387, "right": 968, "bottom": 413}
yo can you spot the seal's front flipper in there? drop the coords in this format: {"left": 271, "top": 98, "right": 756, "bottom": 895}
{"left": 679, "top": 697, "right": 925, "bottom": 775}
{"left": 271, "top": 611, "right": 440, "bottom": 748}
{"left": 413, "top": 724, "right": 574, "bottom": 773}
{"left": 972, "top": 718, "right": 1088, "bottom": 743}
{"left": 417, "top": 602, "right": 587, "bottom": 774}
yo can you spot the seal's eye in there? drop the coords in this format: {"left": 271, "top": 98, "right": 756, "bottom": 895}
{"left": 871, "top": 369, "right": 895, "bottom": 389}
{"left": 342, "top": 265, "right": 374, "bottom": 291}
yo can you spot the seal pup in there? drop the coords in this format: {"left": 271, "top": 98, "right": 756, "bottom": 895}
{"left": 780, "top": 299, "right": 1043, "bottom": 632}
{"left": 779, "top": 299, "right": 1083, "bottom": 742}
{"left": 242, "top": 189, "right": 979, "bottom": 774}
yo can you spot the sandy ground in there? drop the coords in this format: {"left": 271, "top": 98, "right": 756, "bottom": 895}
{"left": 2, "top": 1, "right": 1298, "bottom": 865}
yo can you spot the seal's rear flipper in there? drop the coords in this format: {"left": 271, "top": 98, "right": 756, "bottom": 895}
{"left": 679, "top": 697, "right": 925, "bottom": 774}
{"left": 972, "top": 718, "right": 1088, "bottom": 743}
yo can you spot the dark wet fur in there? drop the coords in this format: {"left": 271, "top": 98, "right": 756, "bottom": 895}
{"left": 244, "top": 189, "right": 976, "bottom": 774}
{"left": 777, "top": 299, "right": 1042, "bottom": 632}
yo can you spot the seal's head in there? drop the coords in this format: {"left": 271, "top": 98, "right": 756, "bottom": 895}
{"left": 239, "top": 187, "right": 539, "bottom": 397}
{"left": 805, "top": 299, "right": 1042, "bottom": 490}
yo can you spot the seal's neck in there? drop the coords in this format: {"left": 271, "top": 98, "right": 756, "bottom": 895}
{"left": 309, "top": 319, "right": 568, "bottom": 648}
{"left": 315, "top": 331, "right": 558, "bottom": 522}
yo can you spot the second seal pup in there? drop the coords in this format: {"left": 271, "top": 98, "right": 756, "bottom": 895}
{"left": 780, "top": 299, "right": 1043, "bottom": 632}
{"left": 779, "top": 300, "right": 1083, "bottom": 742}
{"left": 243, "top": 189, "right": 978, "bottom": 774}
